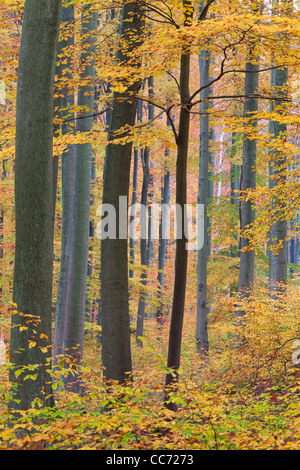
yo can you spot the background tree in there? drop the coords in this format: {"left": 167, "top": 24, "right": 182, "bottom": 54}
{"left": 196, "top": 44, "right": 213, "bottom": 356}
{"left": 268, "top": 0, "right": 290, "bottom": 296}
{"left": 53, "top": 3, "right": 76, "bottom": 367}
{"left": 54, "top": 3, "right": 98, "bottom": 392}
{"left": 234, "top": 46, "right": 259, "bottom": 338}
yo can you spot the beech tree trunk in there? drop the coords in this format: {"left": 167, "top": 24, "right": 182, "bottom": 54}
{"left": 53, "top": 4, "right": 75, "bottom": 367}
{"left": 234, "top": 58, "right": 258, "bottom": 342}
{"left": 164, "top": 0, "right": 193, "bottom": 410}
{"left": 136, "top": 145, "right": 150, "bottom": 347}
{"left": 136, "top": 79, "right": 154, "bottom": 346}
{"left": 129, "top": 146, "right": 139, "bottom": 280}
{"left": 268, "top": 66, "right": 288, "bottom": 295}
{"left": 9, "top": 0, "right": 61, "bottom": 411}
{"left": 101, "top": 1, "right": 144, "bottom": 384}
{"left": 196, "top": 47, "right": 212, "bottom": 356}
{"left": 156, "top": 137, "right": 172, "bottom": 323}
{"left": 54, "top": 5, "right": 97, "bottom": 392}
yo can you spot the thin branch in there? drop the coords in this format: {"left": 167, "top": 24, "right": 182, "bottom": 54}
{"left": 198, "top": 0, "right": 215, "bottom": 21}
{"left": 189, "top": 25, "right": 253, "bottom": 104}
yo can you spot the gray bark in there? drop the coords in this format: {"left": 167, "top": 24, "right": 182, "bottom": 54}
{"left": 53, "top": 4, "right": 75, "bottom": 367}
{"left": 129, "top": 147, "right": 139, "bottom": 279}
{"left": 234, "top": 58, "right": 259, "bottom": 339}
{"left": 268, "top": 66, "right": 288, "bottom": 294}
{"left": 196, "top": 47, "right": 212, "bottom": 356}
{"left": 156, "top": 136, "right": 172, "bottom": 324}
{"left": 60, "top": 6, "right": 97, "bottom": 392}
{"left": 230, "top": 132, "right": 241, "bottom": 256}
{"left": 136, "top": 79, "right": 154, "bottom": 347}
{"left": 135, "top": 146, "right": 150, "bottom": 346}
{"left": 207, "top": 126, "right": 214, "bottom": 256}
{"left": 101, "top": 1, "right": 144, "bottom": 384}
{"left": 129, "top": 98, "right": 142, "bottom": 280}
{"left": 9, "top": 0, "right": 61, "bottom": 411}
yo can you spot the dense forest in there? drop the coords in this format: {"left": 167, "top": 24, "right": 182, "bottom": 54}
{"left": 0, "top": 0, "right": 300, "bottom": 451}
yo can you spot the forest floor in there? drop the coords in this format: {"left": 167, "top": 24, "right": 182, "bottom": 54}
{"left": 1, "top": 294, "right": 300, "bottom": 450}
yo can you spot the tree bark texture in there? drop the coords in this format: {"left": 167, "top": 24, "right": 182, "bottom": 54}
{"left": 10, "top": 0, "right": 62, "bottom": 411}
{"left": 101, "top": 1, "right": 144, "bottom": 384}
{"left": 234, "top": 59, "right": 258, "bottom": 340}
{"left": 54, "top": 4, "right": 75, "bottom": 367}
{"left": 268, "top": 66, "right": 288, "bottom": 294}
{"left": 136, "top": 79, "right": 154, "bottom": 347}
{"left": 196, "top": 47, "right": 212, "bottom": 356}
{"left": 165, "top": 0, "right": 193, "bottom": 409}
{"left": 156, "top": 141, "right": 172, "bottom": 323}
{"left": 55, "top": 6, "right": 98, "bottom": 392}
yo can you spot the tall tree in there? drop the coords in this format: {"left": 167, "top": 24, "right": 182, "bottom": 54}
{"left": 156, "top": 124, "right": 172, "bottom": 324}
{"left": 53, "top": 3, "right": 76, "bottom": 367}
{"left": 196, "top": 45, "right": 212, "bottom": 356}
{"left": 54, "top": 4, "right": 98, "bottom": 392}
{"left": 100, "top": 1, "right": 144, "bottom": 384}
{"left": 234, "top": 51, "right": 259, "bottom": 340}
{"left": 9, "top": 0, "right": 62, "bottom": 411}
{"left": 164, "top": 0, "right": 193, "bottom": 409}
{"left": 129, "top": 100, "right": 141, "bottom": 280}
{"left": 268, "top": 0, "right": 290, "bottom": 295}
{"left": 136, "top": 78, "right": 154, "bottom": 347}
{"left": 268, "top": 65, "right": 288, "bottom": 294}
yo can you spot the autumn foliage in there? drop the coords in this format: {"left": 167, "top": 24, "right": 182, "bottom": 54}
{"left": 0, "top": 0, "right": 300, "bottom": 451}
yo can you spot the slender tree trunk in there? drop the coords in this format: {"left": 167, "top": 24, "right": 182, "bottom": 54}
{"left": 196, "top": 47, "right": 212, "bottom": 356}
{"left": 147, "top": 77, "right": 155, "bottom": 265}
{"left": 229, "top": 131, "right": 241, "bottom": 296}
{"left": 101, "top": 1, "right": 144, "bottom": 384}
{"left": 85, "top": 152, "right": 96, "bottom": 323}
{"left": 156, "top": 138, "right": 172, "bottom": 323}
{"left": 53, "top": 4, "right": 75, "bottom": 366}
{"left": 0, "top": 159, "right": 6, "bottom": 300}
{"left": 129, "top": 146, "right": 139, "bottom": 279}
{"left": 164, "top": 0, "right": 193, "bottom": 410}
{"left": 59, "top": 5, "right": 98, "bottom": 392}
{"left": 129, "top": 97, "right": 142, "bottom": 280}
{"left": 230, "top": 132, "right": 241, "bottom": 247}
{"left": 136, "top": 146, "right": 150, "bottom": 346}
{"left": 268, "top": 66, "right": 288, "bottom": 295}
{"left": 136, "top": 79, "right": 154, "bottom": 346}
{"left": 207, "top": 126, "right": 214, "bottom": 257}
{"left": 234, "top": 58, "right": 259, "bottom": 342}
{"left": 9, "top": 0, "right": 61, "bottom": 411}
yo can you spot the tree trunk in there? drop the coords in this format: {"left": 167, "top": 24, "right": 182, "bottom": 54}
{"left": 207, "top": 125, "right": 214, "bottom": 257}
{"left": 9, "top": 0, "right": 61, "bottom": 411}
{"left": 234, "top": 58, "right": 259, "bottom": 343}
{"left": 196, "top": 47, "right": 212, "bottom": 356}
{"left": 58, "top": 5, "right": 97, "bottom": 392}
{"left": 101, "top": 1, "right": 144, "bottom": 384}
{"left": 136, "top": 146, "right": 150, "bottom": 347}
{"left": 164, "top": 0, "right": 193, "bottom": 410}
{"left": 129, "top": 147, "right": 139, "bottom": 279}
{"left": 269, "top": 66, "right": 288, "bottom": 295}
{"left": 136, "top": 79, "right": 154, "bottom": 347}
{"left": 53, "top": 4, "right": 75, "bottom": 367}
{"left": 229, "top": 131, "right": 241, "bottom": 296}
{"left": 156, "top": 138, "right": 172, "bottom": 323}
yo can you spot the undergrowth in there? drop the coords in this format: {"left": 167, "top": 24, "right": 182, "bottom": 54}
{"left": 0, "top": 284, "right": 300, "bottom": 450}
